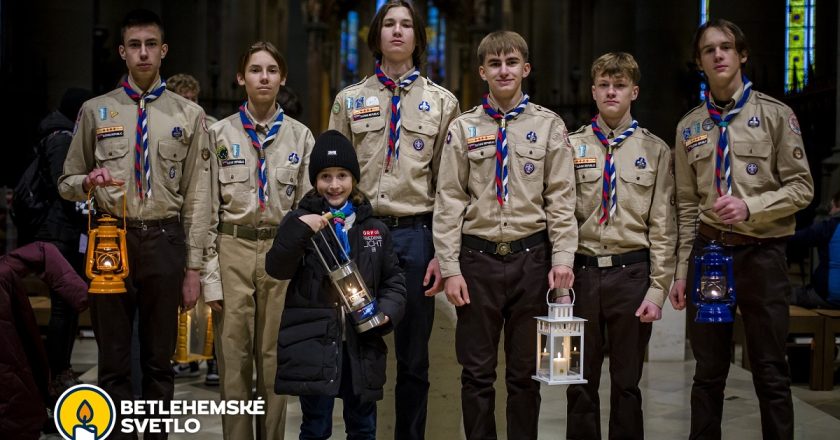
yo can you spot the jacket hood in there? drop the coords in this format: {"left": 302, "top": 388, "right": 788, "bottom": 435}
{"left": 38, "top": 111, "right": 74, "bottom": 138}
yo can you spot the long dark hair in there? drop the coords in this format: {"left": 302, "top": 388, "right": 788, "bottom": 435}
{"left": 367, "top": 0, "right": 427, "bottom": 69}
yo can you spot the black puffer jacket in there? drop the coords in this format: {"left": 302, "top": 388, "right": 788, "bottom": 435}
{"left": 265, "top": 192, "right": 406, "bottom": 403}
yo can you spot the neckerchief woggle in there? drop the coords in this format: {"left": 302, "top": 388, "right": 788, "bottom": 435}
{"left": 374, "top": 60, "right": 420, "bottom": 169}
{"left": 239, "top": 102, "right": 284, "bottom": 210}
{"left": 481, "top": 93, "right": 529, "bottom": 206}
{"left": 122, "top": 79, "right": 167, "bottom": 199}
{"left": 591, "top": 116, "right": 638, "bottom": 224}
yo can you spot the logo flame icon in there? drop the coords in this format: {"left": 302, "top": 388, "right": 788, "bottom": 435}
{"left": 77, "top": 400, "right": 94, "bottom": 425}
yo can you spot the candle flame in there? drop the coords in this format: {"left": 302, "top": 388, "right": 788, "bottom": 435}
{"left": 77, "top": 400, "right": 94, "bottom": 424}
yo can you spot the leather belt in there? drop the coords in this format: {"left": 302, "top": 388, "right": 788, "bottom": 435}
{"left": 375, "top": 213, "right": 432, "bottom": 229}
{"left": 105, "top": 216, "right": 179, "bottom": 230}
{"left": 462, "top": 231, "right": 548, "bottom": 256}
{"left": 218, "top": 222, "right": 277, "bottom": 241}
{"left": 697, "top": 222, "right": 771, "bottom": 247}
{"left": 574, "top": 249, "right": 649, "bottom": 268}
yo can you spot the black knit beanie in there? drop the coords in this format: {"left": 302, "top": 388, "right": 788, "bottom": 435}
{"left": 308, "top": 130, "right": 361, "bottom": 185}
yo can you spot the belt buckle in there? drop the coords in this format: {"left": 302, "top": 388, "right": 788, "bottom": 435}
{"left": 495, "top": 242, "right": 511, "bottom": 256}
{"left": 597, "top": 256, "right": 613, "bottom": 268}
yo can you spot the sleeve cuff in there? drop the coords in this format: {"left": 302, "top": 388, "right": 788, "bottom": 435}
{"left": 440, "top": 261, "right": 462, "bottom": 279}
{"left": 743, "top": 196, "right": 763, "bottom": 223}
{"left": 202, "top": 281, "right": 223, "bottom": 303}
{"left": 551, "top": 251, "right": 574, "bottom": 268}
{"left": 644, "top": 287, "right": 666, "bottom": 309}
{"left": 675, "top": 263, "right": 689, "bottom": 280}
{"left": 187, "top": 247, "right": 204, "bottom": 270}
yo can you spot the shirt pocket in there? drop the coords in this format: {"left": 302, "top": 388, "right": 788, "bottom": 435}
{"left": 619, "top": 168, "right": 656, "bottom": 216}
{"left": 513, "top": 144, "right": 546, "bottom": 181}
{"left": 466, "top": 146, "right": 495, "bottom": 188}
{"left": 574, "top": 168, "right": 601, "bottom": 217}
{"left": 95, "top": 138, "right": 131, "bottom": 182}
{"left": 157, "top": 140, "right": 188, "bottom": 192}
{"left": 218, "top": 165, "right": 251, "bottom": 209}
{"left": 350, "top": 117, "right": 386, "bottom": 160}
{"left": 274, "top": 166, "right": 299, "bottom": 212}
{"left": 686, "top": 144, "right": 714, "bottom": 189}
{"left": 731, "top": 141, "right": 773, "bottom": 187}
{"left": 400, "top": 119, "right": 438, "bottom": 163}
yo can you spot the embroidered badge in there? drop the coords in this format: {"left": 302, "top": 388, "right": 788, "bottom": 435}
{"left": 793, "top": 147, "right": 804, "bottom": 160}
{"left": 286, "top": 186, "right": 295, "bottom": 197}
{"left": 232, "top": 144, "right": 240, "bottom": 158}
{"left": 169, "top": 166, "right": 177, "bottom": 179}
{"left": 352, "top": 106, "right": 381, "bottom": 121}
{"left": 577, "top": 144, "right": 587, "bottom": 157}
{"left": 526, "top": 131, "right": 537, "bottom": 143}
{"left": 524, "top": 162, "right": 536, "bottom": 174}
{"left": 216, "top": 145, "right": 229, "bottom": 160}
{"left": 355, "top": 96, "right": 365, "bottom": 109}
{"left": 418, "top": 100, "right": 431, "bottom": 112}
{"left": 684, "top": 134, "right": 708, "bottom": 152}
{"left": 366, "top": 96, "right": 379, "bottom": 107}
{"left": 288, "top": 152, "right": 300, "bottom": 164}
{"left": 446, "top": 131, "right": 452, "bottom": 144}
{"left": 109, "top": 110, "right": 119, "bottom": 119}
{"left": 332, "top": 100, "right": 341, "bottom": 114}
{"left": 573, "top": 157, "right": 597, "bottom": 170}
{"left": 99, "top": 107, "right": 107, "bottom": 121}
{"left": 221, "top": 159, "right": 246, "bottom": 167}
{"left": 635, "top": 157, "right": 647, "bottom": 169}
{"left": 788, "top": 114, "right": 801, "bottom": 135}
{"left": 362, "top": 229, "right": 383, "bottom": 251}
{"left": 201, "top": 149, "right": 211, "bottom": 161}
{"left": 345, "top": 97, "right": 354, "bottom": 111}
{"left": 746, "top": 163, "right": 758, "bottom": 175}
{"left": 702, "top": 118, "right": 714, "bottom": 131}
{"left": 468, "top": 126, "right": 477, "bottom": 138}
{"left": 171, "top": 127, "right": 183, "bottom": 139}
{"left": 466, "top": 134, "right": 495, "bottom": 150}
{"left": 413, "top": 139, "right": 424, "bottom": 151}
{"left": 95, "top": 126, "right": 125, "bottom": 141}
{"left": 693, "top": 122, "right": 702, "bottom": 135}
{"left": 682, "top": 127, "right": 692, "bottom": 141}
{"left": 747, "top": 116, "right": 760, "bottom": 128}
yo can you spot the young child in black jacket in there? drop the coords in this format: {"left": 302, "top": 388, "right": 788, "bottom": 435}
{"left": 265, "top": 130, "right": 406, "bottom": 439}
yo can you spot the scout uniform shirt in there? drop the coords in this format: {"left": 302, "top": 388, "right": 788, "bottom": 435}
{"left": 570, "top": 115, "right": 676, "bottom": 306}
{"left": 674, "top": 84, "right": 814, "bottom": 279}
{"left": 328, "top": 73, "right": 460, "bottom": 217}
{"left": 201, "top": 105, "right": 314, "bottom": 301}
{"left": 434, "top": 100, "right": 578, "bottom": 278}
{"left": 59, "top": 76, "right": 210, "bottom": 269}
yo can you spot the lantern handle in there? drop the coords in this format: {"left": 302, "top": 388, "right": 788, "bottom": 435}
{"left": 86, "top": 184, "right": 127, "bottom": 230}
{"left": 546, "top": 288, "right": 575, "bottom": 306}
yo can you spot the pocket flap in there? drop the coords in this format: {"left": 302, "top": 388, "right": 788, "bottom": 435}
{"left": 515, "top": 146, "right": 546, "bottom": 160}
{"left": 575, "top": 169, "right": 601, "bottom": 184}
{"left": 467, "top": 147, "right": 493, "bottom": 161}
{"left": 95, "top": 139, "right": 130, "bottom": 160}
{"left": 275, "top": 167, "right": 298, "bottom": 185}
{"left": 219, "top": 166, "right": 250, "bottom": 184}
{"left": 350, "top": 116, "right": 386, "bottom": 134}
{"left": 686, "top": 144, "right": 713, "bottom": 164}
{"left": 158, "top": 140, "right": 187, "bottom": 161}
{"left": 402, "top": 120, "right": 439, "bottom": 136}
{"left": 731, "top": 141, "right": 771, "bottom": 158}
{"left": 620, "top": 169, "right": 655, "bottom": 186}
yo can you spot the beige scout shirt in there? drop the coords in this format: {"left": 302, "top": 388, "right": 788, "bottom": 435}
{"left": 570, "top": 115, "right": 676, "bottom": 306}
{"left": 59, "top": 77, "right": 210, "bottom": 269}
{"left": 201, "top": 105, "right": 315, "bottom": 302}
{"left": 434, "top": 101, "right": 578, "bottom": 278}
{"left": 673, "top": 85, "right": 813, "bottom": 279}
{"left": 328, "top": 73, "right": 460, "bottom": 217}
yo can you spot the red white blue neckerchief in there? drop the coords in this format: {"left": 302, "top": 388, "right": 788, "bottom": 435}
{"left": 122, "top": 79, "right": 167, "bottom": 199}
{"left": 329, "top": 200, "right": 355, "bottom": 259}
{"left": 239, "top": 102, "right": 284, "bottom": 211}
{"left": 705, "top": 75, "right": 752, "bottom": 196}
{"left": 375, "top": 60, "right": 420, "bottom": 169}
{"left": 481, "top": 93, "right": 529, "bottom": 206}
{"left": 591, "top": 116, "right": 638, "bottom": 224}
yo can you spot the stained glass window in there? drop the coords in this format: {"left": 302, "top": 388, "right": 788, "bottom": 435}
{"left": 340, "top": 11, "right": 360, "bottom": 87}
{"left": 785, "top": 0, "right": 816, "bottom": 93}
{"left": 426, "top": 4, "right": 446, "bottom": 83}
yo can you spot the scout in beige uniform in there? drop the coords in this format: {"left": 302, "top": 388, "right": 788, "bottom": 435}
{"left": 434, "top": 31, "right": 576, "bottom": 440}
{"left": 58, "top": 10, "right": 209, "bottom": 440}
{"left": 564, "top": 53, "right": 675, "bottom": 439}
{"left": 327, "top": 2, "right": 459, "bottom": 438}
{"left": 200, "top": 42, "right": 314, "bottom": 440}
{"left": 669, "top": 19, "right": 813, "bottom": 439}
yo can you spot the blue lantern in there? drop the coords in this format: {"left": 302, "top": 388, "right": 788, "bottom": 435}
{"left": 692, "top": 242, "right": 736, "bottom": 323}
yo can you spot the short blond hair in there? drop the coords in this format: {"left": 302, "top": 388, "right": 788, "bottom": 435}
{"left": 166, "top": 73, "right": 200, "bottom": 96}
{"left": 477, "top": 31, "right": 529, "bottom": 64}
{"left": 590, "top": 52, "right": 640, "bottom": 84}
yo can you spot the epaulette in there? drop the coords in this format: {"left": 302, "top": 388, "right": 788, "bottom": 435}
{"left": 461, "top": 105, "right": 483, "bottom": 116}
{"left": 678, "top": 101, "right": 705, "bottom": 122}
{"left": 638, "top": 127, "right": 669, "bottom": 147}
{"left": 569, "top": 124, "right": 588, "bottom": 135}
{"left": 755, "top": 91, "right": 785, "bottom": 108}
{"left": 342, "top": 76, "right": 369, "bottom": 92}
{"left": 531, "top": 104, "right": 560, "bottom": 118}
{"left": 425, "top": 78, "right": 458, "bottom": 102}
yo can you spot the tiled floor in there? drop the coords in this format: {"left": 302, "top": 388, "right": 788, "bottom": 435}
{"left": 50, "top": 296, "right": 840, "bottom": 439}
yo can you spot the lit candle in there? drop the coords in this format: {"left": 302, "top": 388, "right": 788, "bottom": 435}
{"left": 73, "top": 424, "right": 96, "bottom": 440}
{"left": 553, "top": 353, "right": 569, "bottom": 376}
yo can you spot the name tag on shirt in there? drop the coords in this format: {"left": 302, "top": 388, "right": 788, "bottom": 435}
{"left": 352, "top": 106, "right": 381, "bottom": 121}
{"left": 573, "top": 157, "right": 597, "bottom": 170}
{"left": 466, "top": 134, "right": 495, "bottom": 150}
{"left": 96, "top": 126, "right": 125, "bottom": 140}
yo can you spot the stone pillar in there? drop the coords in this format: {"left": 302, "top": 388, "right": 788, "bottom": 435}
{"left": 303, "top": 0, "right": 327, "bottom": 131}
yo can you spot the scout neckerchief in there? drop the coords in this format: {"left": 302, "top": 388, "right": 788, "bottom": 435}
{"left": 705, "top": 75, "right": 752, "bottom": 196}
{"left": 122, "top": 79, "right": 167, "bottom": 199}
{"left": 239, "top": 102, "right": 284, "bottom": 211}
{"left": 329, "top": 200, "right": 356, "bottom": 258}
{"left": 375, "top": 60, "right": 420, "bottom": 169}
{"left": 591, "top": 116, "right": 638, "bottom": 224}
{"left": 482, "top": 93, "right": 530, "bottom": 206}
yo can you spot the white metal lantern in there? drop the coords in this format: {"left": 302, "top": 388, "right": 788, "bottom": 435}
{"left": 532, "top": 289, "right": 587, "bottom": 385}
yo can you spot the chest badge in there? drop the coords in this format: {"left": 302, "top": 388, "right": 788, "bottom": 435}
{"left": 746, "top": 163, "right": 758, "bottom": 175}
{"left": 635, "top": 157, "right": 647, "bottom": 169}
{"left": 355, "top": 96, "right": 365, "bottom": 109}
{"left": 286, "top": 186, "right": 295, "bottom": 197}
{"left": 345, "top": 97, "right": 354, "bottom": 111}
{"left": 413, "top": 139, "right": 425, "bottom": 151}
{"left": 468, "top": 126, "right": 477, "bottom": 138}
{"left": 288, "top": 152, "right": 300, "bottom": 164}
{"left": 747, "top": 116, "right": 760, "bottom": 128}
{"left": 523, "top": 162, "right": 536, "bottom": 175}
{"left": 366, "top": 96, "right": 379, "bottom": 107}
{"left": 418, "top": 101, "right": 431, "bottom": 112}
{"left": 682, "top": 127, "right": 692, "bottom": 141}
{"left": 216, "top": 145, "right": 229, "bottom": 160}
{"left": 171, "top": 127, "right": 183, "bottom": 139}
{"left": 98, "top": 107, "right": 108, "bottom": 121}
{"left": 577, "top": 144, "right": 587, "bottom": 157}
{"left": 526, "top": 131, "right": 537, "bottom": 143}
{"left": 109, "top": 110, "right": 119, "bottom": 119}
{"left": 169, "top": 166, "right": 177, "bottom": 179}
{"left": 232, "top": 143, "right": 241, "bottom": 158}
{"left": 702, "top": 118, "right": 715, "bottom": 131}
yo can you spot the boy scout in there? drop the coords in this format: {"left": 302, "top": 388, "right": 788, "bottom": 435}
{"left": 565, "top": 52, "right": 675, "bottom": 439}
{"left": 328, "top": 1, "right": 459, "bottom": 438}
{"left": 669, "top": 19, "right": 813, "bottom": 438}
{"left": 58, "top": 9, "right": 209, "bottom": 439}
{"left": 201, "top": 42, "right": 314, "bottom": 440}
{"left": 434, "top": 31, "right": 576, "bottom": 440}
